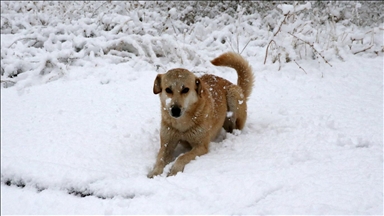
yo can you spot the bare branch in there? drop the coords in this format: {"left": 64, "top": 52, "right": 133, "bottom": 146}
{"left": 264, "top": 39, "right": 277, "bottom": 65}
{"left": 274, "top": 11, "right": 290, "bottom": 37}
{"left": 8, "top": 38, "right": 38, "bottom": 48}
{"left": 353, "top": 45, "right": 374, "bottom": 55}
{"left": 288, "top": 32, "right": 332, "bottom": 67}
{"left": 240, "top": 37, "right": 257, "bottom": 55}
{"left": 294, "top": 60, "right": 307, "bottom": 74}
{"left": 92, "top": 1, "right": 109, "bottom": 18}
{"left": 227, "top": 36, "right": 235, "bottom": 53}
{"left": 1, "top": 79, "right": 16, "bottom": 88}
{"left": 0, "top": 79, "right": 15, "bottom": 84}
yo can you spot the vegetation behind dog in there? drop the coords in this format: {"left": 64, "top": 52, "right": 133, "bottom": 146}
{"left": 1, "top": 1, "right": 383, "bottom": 88}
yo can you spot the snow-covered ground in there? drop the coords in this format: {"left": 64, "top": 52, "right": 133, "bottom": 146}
{"left": 1, "top": 1, "right": 383, "bottom": 215}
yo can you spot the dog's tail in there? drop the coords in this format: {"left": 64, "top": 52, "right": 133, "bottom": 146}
{"left": 211, "top": 52, "right": 254, "bottom": 100}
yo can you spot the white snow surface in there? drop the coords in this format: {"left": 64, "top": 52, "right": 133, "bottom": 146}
{"left": 1, "top": 1, "right": 383, "bottom": 215}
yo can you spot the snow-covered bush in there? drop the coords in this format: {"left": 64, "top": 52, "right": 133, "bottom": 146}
{"left": 1, "top": 1, "right": 383, "bottom": 88}
{"left": 262, "top": 1, "right": 383, "bottom": 71}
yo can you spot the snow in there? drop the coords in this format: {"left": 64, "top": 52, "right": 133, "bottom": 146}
{"left": 165, "top": 98, "right": 172, "bottom": 106}
{"left": 1, "top": 1, "right": 383, "bottom": 215}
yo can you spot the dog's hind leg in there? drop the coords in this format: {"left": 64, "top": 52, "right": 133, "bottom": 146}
{"left": 224, "top": 85, "right": 247, "bottom": 132}
{"left": 223, "top": 114, "right": 235, "bottom": 133}
{"left": 235, "top": 99, "right": 247, "bottom": 130}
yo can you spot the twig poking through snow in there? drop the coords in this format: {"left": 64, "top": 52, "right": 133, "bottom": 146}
{"left": 294, "top": 60, "right": 307, "bottom": 74}
{"left": 8, "top": 38, "right": 38, "bottom": 48}
{"left": 288, "top": 32, "right": 333, "bottom": 67}
{"left": 353, "top": 45, "right": 374, "bottom": 55}
{"left": 240, "top": 37, "right": 257, "bottom": 55}
{"left": 274, "top": 11, "right": 290, "bottom": 37}
{"left": 1, "top": 79, "right": 16, "bottom": 88}
{"left": 264, "top": 39, "right": 277, "bottom": 65}
{"left": 92, "top": 2, "right": 109, "bottom": 18}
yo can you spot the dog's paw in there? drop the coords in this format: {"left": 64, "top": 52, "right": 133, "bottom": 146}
{"left": 166, "top": 170, "right": 179, "bottom": 177}
{"left": 167, "top": 164, "right": 185, "bottom": 177}
{"left": 147, "top": 168, "right": 163, "bottom": 178}
{"left": 147, "top": 172, "right": 155, "bottom": 178}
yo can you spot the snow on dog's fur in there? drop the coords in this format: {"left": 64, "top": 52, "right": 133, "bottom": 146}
{"left": 148, "top": 52, "right": 254, "bottom": 177}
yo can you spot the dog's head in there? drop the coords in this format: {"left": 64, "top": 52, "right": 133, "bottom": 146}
{"left": 153, "top": 68, "right": 201, "bottom": 118}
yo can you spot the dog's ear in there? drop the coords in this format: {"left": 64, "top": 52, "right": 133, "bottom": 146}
{"left": 153, "top": 74, "right": 162, "bottom": 94}
{"left": 195, "top": 78, "right": 202, "bottom": 96}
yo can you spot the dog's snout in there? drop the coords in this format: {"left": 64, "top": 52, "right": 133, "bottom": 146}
{"left": 170, "top": 105, "right": 182, "bottom": 118}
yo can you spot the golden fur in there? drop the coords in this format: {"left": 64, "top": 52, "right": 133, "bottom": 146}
{"left": 148, "top": 52, "right": 254, "bottom": 177}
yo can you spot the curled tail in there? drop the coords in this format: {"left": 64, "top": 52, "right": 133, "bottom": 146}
{"left": 211, "top": 52, "right": 254, "bottom": 100}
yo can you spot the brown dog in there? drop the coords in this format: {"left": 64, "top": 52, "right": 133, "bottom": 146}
{"left": 148, "top": 52, "right": 254, "bottom": 177}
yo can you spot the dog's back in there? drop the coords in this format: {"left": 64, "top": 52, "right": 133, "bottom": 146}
{"left": 210, "top": 52, "right": 254, "bottom": 100}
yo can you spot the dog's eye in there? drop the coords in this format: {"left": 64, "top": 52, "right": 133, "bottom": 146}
{"left": 165, "top": 88, "right": 173, "bottom": 94}
{"left": 181, "top": 88, "right": 189, "bottom": 94}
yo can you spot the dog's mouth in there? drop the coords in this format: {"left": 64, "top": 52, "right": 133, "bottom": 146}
{"left": 170, "top": 105, "right": 182, "bottom": 118}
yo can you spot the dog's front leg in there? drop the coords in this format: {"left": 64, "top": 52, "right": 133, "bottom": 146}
{"left": 167, "top": 140, "right": 209, "bottom": 176}
{"left": 148, "top": 137, "right": 178, "bottom": 178}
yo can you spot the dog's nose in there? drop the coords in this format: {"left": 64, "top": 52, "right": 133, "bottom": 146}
{"left": 170, "top": 106, "right": 181, "bottom": 118}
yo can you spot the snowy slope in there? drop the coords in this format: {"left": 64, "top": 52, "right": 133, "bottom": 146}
{"left": 1, "top": 1, "right": 383, "bottom": 215}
